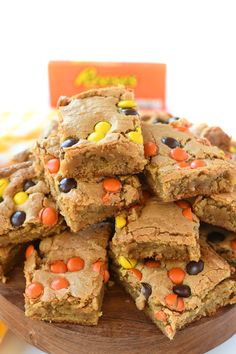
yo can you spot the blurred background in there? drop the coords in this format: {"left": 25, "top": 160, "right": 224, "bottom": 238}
{"left": 0, "top": 0, "right": 236, "bottom": 352}
{"left": 0, "top": 0, "right": 236, "bottom": 125}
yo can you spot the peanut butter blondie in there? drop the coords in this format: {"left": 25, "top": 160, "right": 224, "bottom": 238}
{"left": 200, "top": 223, "right": 236, "bottom": 266}
{"left": 111, "top": 197, "right": 200, "bottom": 261}
{"left": 35, "top": 131, "right": 141, "bottom": 233}
{"left": 193, "top": 191, "right": 236, "bottom": 233}
{"left": 24, "top": 223, "right": 111, "bottom": 325}
{"left": 0, "top": 244, "right": 24, "bottom": 282}
{"left": 142, "top": 122, "right": 235, "bottom": 202}
{"left": 190, "top": 123, "right": 231, "bottom": 152}
{"left": 57, "top": 87, "right": 146, "bottom": 179}
{"left": 0, "top": 161, "right": 64, "bottom": 246}
{"left": 111, "top": 240, "right": 236, "bottom": 339}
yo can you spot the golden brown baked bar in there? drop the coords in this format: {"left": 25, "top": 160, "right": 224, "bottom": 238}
{"left": 57, "top": 86, "right": 146, "bottom": 179}
{"left": 111, "top": 197, "right": 200, "bottom": 261}
{"left": 111, "top": 240, "right": 236, "bottom": 339}
{"left": 190, "top": 123, "right": 231, "bottom": 151}
{"left": 0, "top": 161, "right": 65, "bottom": 246}
{"left": 142, "top": 122, "right": 235, "bottom": 202}
{"left": 193, "top": 191, "right": 236, "bottom": 233}
{"left": 35, "top": 131, "right": 141, "bottom": 233}
{"left": 24, "top": 223, "right": 111, "bottom": 325}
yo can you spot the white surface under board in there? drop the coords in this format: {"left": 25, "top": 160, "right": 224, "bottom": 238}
{"left": 0, "top": 331, "right": 235, "bottom": 354}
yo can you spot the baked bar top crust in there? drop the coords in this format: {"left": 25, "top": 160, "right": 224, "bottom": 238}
{"left": 35, "top": 132, "right": 141, "bottom": 232}
{"left": 25, "top": 223, "right": 111, "bottom": 305}
{"left": 58, "top": 86, "right": 140, "bottom": 140}
{"left": 55, "top": 86, "right": 146, "bottom": 178}
{"left": 111, "top": 197, "right": 200, "bottom": 260}
{"left": 193, "top": 190, "right": 236, "bottom": 233}
{"left": 0, "top": 161, "right": 63, "bottom": 245}
{"left": 142, "top": 123, "right": 235, "bottom": 200}
{"left": 111, "top": 239, "right": 236, "bottom": 339}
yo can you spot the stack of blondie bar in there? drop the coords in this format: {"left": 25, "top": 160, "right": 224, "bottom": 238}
{"left": 0, "top": 86, "right": 236, "bottom": 340}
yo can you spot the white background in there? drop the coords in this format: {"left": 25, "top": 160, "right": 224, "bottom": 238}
{"left": 0, "top": 0, "right": 236, "bottom": 353}
{"left": 0, "top": 0, "right": 236, "bottom": 135}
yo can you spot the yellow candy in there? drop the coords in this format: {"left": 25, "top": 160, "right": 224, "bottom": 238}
{"left": 94, "top": 121, "right": 111, "bottom": 135}
{"left": 87, "top": 131, "right": 105, "bottom": 142}
{"left": 127, "top": 127, "right": 143, "bottom": 144}
{"left": 0, "top": 178, "right": 9, "bottom": 197}
{"left": 229, "top": 146, "right": 236, "bottom": 153}
{"left": 115, "top": 215, "right": 127, "bottom": 229}
{"left": 118, "top": 256, "right": 137, "bottom": 269}
{"left": 13, "top": 191, "right": 29, "bottom": 205}
{"left": 117, "top": 100, "right": 136, "bottom": 109}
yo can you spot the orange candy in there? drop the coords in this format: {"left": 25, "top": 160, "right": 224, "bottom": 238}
{"left": 39, "top": 207, "right": 58, "bottom": 226}
{"left": 144, "top": 142, "right": 158, "bottom": 158}
{"left": 174, "top": 126, "right": 189, "bottom": 132}
{"left": 182, "top": 208, "right": 193, "bottom": 221}
{"left": 169, "top": 147, "right": 189, "bottom": 161}
{"left": 50, "top": 260, "right": 67, "bottom": 273}
{"left": 155, "top": 311, "right": 167, "bottom": 322}
{"left": 47, "top": 159, "right": 60, "bottom": 174}
{"left": 129, "top": 268, "right": 142, "bottom": 281}
{"left": 92, "top": 260, "right": 107, "bottom": 273}
{"left": 25, "top": 282, "right": 44, "bottom": 299}
{"left": 177, "top": 161, "right": 189, "bottom": 168}
{"left": 190, "top": 160, "right": 205, "bottom": 169}
{"left": 102, "top": 178, "right": 122, "bottom": 193}
{"left": 176, "top": 297, "right": 185, "bottom": 312}
{"left": 67, "top": 257, "right": 84, "bottom": 272}
{"left": 25, "top": 244, "right": 34, "bottom": 259}
{"left": 50, "top": 277, "right": 69, "bottom": 290}
{"left": 92, "top": 261, "right": 109, "bottom": 282}
{"left": 145, "top": 260, "right": 161, "bottom": 268}
{"left": 231, "top": 239, "right": 236, "bottom": 250}
{"left": 164, "top": 294, "right": 184, "bottom": 312}
{"left": 175, "top": 200, "right": 191, "bottom": 209}
{"left": 168, "top": 267, "right": 186, "bottom": 284}
{"left": 164, "top": 294, "right": 178, "bottom": 309}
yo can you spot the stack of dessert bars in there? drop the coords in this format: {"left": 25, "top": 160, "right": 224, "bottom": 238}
{"left": 0, "top": 86, "right": 236, "bottom": 339}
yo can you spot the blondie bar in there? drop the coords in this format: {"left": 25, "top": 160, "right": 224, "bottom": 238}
{"left": 111, "top": 240, "right": 236, "bottom": 339}
{"left": 0, "top": 244, "right": 24, "bottom": 282}
{"left": 35, "top": 132, "right": 141, "bottom": 232}
{"left": 200, "top": 223, "right": 236, "bottom": 266}
{"left": 190, "top": 123, "right": 231, "bottom": 152}
{"left": 57, "top": 86, "right": 146, "bottom": 178}
{"left": 193, "top": 191, "right": 236, "bottom": 233}
{"left": 111, "top": 197, "right": 200, "bottom": 261}
{"left": 24, "top": 223, "right": 111, "bottom": 325}
{"left": 0, "top": 161, "right": 64, "bottom": 246}
{"left": 142, "top": 122, "right": 235, "bottom": 201}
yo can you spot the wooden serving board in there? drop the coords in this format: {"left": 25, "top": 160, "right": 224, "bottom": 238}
{"left": 0, "top": 265, "right": 235, "bottom": 354}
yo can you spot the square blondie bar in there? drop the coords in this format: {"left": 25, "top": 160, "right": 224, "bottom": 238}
{"left": 36, "top": 132, "right": 141, "bottom": 232}
{"left": 111, "top": 240, "right": 236, "bottom": 339}
{"left": 200, "top": 223, "right": 236, "bottom": 266}
{"left": 0, "top": 161, "right": 64, "bottom": 246}
{"left": 142, "top": 122, "right": 235, "bottom": 202}
{"left": 111, "top": 197, "right": 200, "bottom": 261}
{"left": 57, "top": 86, "right": 146, "bottom": 178}
{"left": 193, "top": 191, "right": 236, "bottom": 233}
{"left": 24, "top": 223, "right": 111, "bottom": 325}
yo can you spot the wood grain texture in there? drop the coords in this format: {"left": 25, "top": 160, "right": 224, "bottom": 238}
{"left": 0, "top": 265, "right": 236, "bottom": 354}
